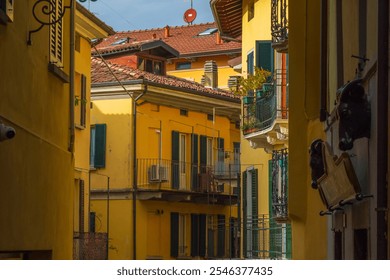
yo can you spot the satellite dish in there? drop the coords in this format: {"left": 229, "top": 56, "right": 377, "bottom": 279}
{"left": 183, "top": 8, "right": 197, "bottom": 24}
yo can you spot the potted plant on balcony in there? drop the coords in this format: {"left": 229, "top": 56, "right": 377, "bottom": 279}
{"left": 233, "top": 67, "right": 271, "bottom": 97}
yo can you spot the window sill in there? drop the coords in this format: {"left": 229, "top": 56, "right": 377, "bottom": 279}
{"left": 75, "top": 124, "right": 86, "bottom": 130}
{"left": 48, "top": 63, "right": 69, "bottom": 83}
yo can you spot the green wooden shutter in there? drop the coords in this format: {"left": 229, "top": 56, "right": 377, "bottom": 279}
{"left": 217, "top": 214, "right": 225, "bottom": 257}
{"left": 93, "top": 124, "right": 106, "bottom": 168}
{"left": 80, "top": 74, "right": 87, "bottom": 126}
{"left": 251, "top": 169, "right": 259, "bottom": 257}
{"left": 191, "top": 214, "right": 199, "bottom": 257}
{"left": 200, "top": 135, "right": 207, "bottom": 173}
{"left": 256, "top": 41, "right": 274, "bottom": 73}
{"left": 247, "top": 51, "right": 254, "bottom": 75}
{"left": 170, "top": 212, "right": 179, "bottom": 258}
{"left": 191, "top": 134, "right": 199, "bottom": 191}
{"left": 171, "top": 131, "right": 179, "bottom": 189}
{"left": 242, "top": 171, "right": 247, "bottom": 257}
{"left": 199, "top": 214, "right": 207, "bottom": 257}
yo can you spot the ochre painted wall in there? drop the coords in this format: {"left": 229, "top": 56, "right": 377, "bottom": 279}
{"left": 0, "top": 1, "right": 73, "bottom": 259}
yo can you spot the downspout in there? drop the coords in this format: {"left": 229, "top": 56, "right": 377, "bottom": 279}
{"left": 377, "top": 0, "right": 388, "bottom": 260}
{"left": 69, "top": 0, "right": 75, "bottom": 153}
{"left": 132, "top": 84, "right": 148, "bottom": 260}
{"left": 319, "top": 0, "right": 328, "bottom": 122}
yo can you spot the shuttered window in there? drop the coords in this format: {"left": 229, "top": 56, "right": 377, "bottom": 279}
{"left": 50, "top": 0, "right": 63, "bottom": 66}
{"left": 217, "top": 215, "right": 226, "bottom": 257}
{"left": 191, "top": 134, "right": 199, "bottom": 190}
{"left": 90, "top": 124, "right": 106, "bottom": 168}
{"left": 190, "top": 213, "right": 207, "bottom": 257}
{"left": 171, "top": 131, "right": 180, "bottom": 189}
{"left": 200, "top": 135, "right": 207, "bottom": 172}
{"left": 80, "top": 74, "right": 87, "bottom": 127}
{"left": 247, "top": 51, "right": 254, "bottom": 75}
{"left": 256, "top": 41, "right": 274, "bottom": 72}
{"left": 170, "top": 212, "right": 179, "bottom": 258}
{"left": 243, "top": 168, "right": 258, "bottom": 258}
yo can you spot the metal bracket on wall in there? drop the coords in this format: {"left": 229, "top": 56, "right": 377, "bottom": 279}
{"left": 27, "top": 0, "right": 72, "bottom": 45}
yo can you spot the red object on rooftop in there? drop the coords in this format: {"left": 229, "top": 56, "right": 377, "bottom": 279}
{"left": 183, "top": 8, "right": 197, "bottom": 24}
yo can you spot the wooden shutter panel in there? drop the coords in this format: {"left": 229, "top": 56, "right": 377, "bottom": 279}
{"left": 171, "top": 131, "right": 179, "bottom": 189}
{"left": 191, "top": 134, "right": 199, "bottom": 191}
{"left": 242, "top": 171, "right": 247, "bottom": 257}
{"left": 268, "top": 160, "right": 277, "bottom": 259}
{"left": 256, "top": 41, "right": 274, "bottom": 72}
{"left": 200, "top": 135, "right": 207, "bottom": 172}
{"left": 247, "top": 51, "right": 254, "bottom": 75}
{"left": 170, "top": 212, "right": 179, "bottom": 258}
{"left": 251, "top": 168, "right": 259, "bottom": 257}
{"left": 94, "top": 124, "right": 106, "bottom": 168}
{"left": 89, "top": 212, "right": 96, "bottom": 233}
{"left": 80, "top": 74, "right": 87, "bottom": 126}
{"left": 191, "top": 214, "right": 199, "bottom": 257}
{"left": 217, "top": 214, "right": 225, "bottom": 257}
{"left": 199, "top": 214, "right": 207, "bottom": 257}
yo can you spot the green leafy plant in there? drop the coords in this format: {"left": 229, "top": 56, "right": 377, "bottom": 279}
{"left": 233, "top": 67, "right": 271, "bottom": 96}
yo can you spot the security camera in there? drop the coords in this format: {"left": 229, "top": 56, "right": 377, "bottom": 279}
{"left": 0, "top": 123, "right": 16, "bottom": 141}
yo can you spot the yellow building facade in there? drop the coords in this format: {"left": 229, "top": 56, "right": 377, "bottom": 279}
{"left": 0, "top": 0, "right": 74, "bottom": 259}
{"left": 89, "top": 58, "right": 241, "bottom": 260}
{"left": 212, "top": 0, "right": 291, "bottom": 259}
{"left": 0, "top": 1, "right": 112, "bottom": 260}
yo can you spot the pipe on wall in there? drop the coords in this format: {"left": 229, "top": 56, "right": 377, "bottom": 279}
{"left": 376, "top": 0, "right": 388, "bottom": 260}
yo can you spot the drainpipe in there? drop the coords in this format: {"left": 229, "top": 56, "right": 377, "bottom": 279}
{"left": 319, "top": 0, "right": 328, "bottom": 122}
{"left": 132, "top": 84, "right": 148, "bottom": 260}
{"left": 69, "top": 0, "right": 75, "bottom": 153}
{"left": 377, "top": 0, "right": 388, "bottom": 260}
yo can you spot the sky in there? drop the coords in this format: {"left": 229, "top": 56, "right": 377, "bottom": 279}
{"left": 78, "top": 0, "right": 215, "bottom": 31}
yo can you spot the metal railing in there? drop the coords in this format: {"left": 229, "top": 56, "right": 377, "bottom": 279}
{"left": 243, "top": 70, "right": 288, "bottom": 134}
{"left": 271, "top": 149, "right": 288, "bottom": 221}
{"left": 271, "top": 0, "right": 289, "bottom": 51}
{"left": 243, "top": 215, "right": 291, "bottom": 259}
{"left": 137, "top": 158, "right": 239, "bottom": 195}
{"left": 73, "top": 232, "right": 108, "bottom": 260}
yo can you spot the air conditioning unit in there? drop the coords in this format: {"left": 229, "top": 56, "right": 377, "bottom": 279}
{"left": 148, "top": 165, "right": 168, "bottom": 182}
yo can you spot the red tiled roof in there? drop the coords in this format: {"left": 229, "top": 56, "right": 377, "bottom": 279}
{"left": 91, "top": 58, "right": 239, "bottom": 100}
{"left": 94, "top": 22, "right": 241, "bottom": 57}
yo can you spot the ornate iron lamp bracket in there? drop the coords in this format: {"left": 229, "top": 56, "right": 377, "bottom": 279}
{"left": 27, "top": 0, "right": 73, "bottom": 45}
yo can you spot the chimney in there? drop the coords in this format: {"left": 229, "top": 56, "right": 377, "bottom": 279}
{"left": 152, "top": 33, "right": 157, "bottom": 39}
{"left": 164, "top": 25, "right": 170, "bottom": 38}
{"left": 203, "top": 60, "right": 218, "bottom": 89}
{"left": 216, "top": 32, "right": 222, "bottom": 45}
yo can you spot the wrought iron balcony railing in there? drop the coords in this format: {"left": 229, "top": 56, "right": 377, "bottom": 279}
{"left": 243, "top": 214, "right": 292, "bottom": 259}
{"left": 271, "top": 0, "right": 289, "bottom": 52}
{"left": 242, "top": 69, "right": 288, "bottom": 135}
{"left": 137, "top": 158, "right": 239, "bottom": 195}
{"left": 271, "top": 149, "right": 288, "bottom": 221}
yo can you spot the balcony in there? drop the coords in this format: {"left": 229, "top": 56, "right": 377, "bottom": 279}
{"left": 271, "top": 0, "right": 289, "bottom": 53}
{"left": 136, "top": 158, "right": 239, "bottom": 205}
{"left": 242, "top": 69, "right": 288, "bottom": 150}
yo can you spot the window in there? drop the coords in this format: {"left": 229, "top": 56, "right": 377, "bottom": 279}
{"left": 50, "top": 0, "right": 64, "bottom": 66}
{"left": 248, "top": 0, "right": 255, "bottom": 21}
{"left": 198, "top": 27, "right": 218, "bottom": 36}
{"left": 256, "top": 41, "right": 274, "bottom": 72}
{"left": 138, "top": 57, "right": 165, "bottom": 75}
{"left": 110, "top": 38, "right": 128, "bottom": 46}
{"left": 171, "top": 212, "right": 189, "bottom": 258}
{"left": 243, "top": 168, "right": 258, "bottom": 258}
{"left": 75, "top": 32, "right": 81, "bottom": 52}
{"left": 90, "top": 124, "right": 107, "bottom": 168}
{"left": 180, "top": 109, "right": 188, "bottom": 116}
{"left": 247, "top": 50, "right": 254, "bottom": 75}
{"left": 80, "top": 74, "right": 87, "bottom": 127}
{"left": 176, "top": 62, "right": 192, "bottom": 70}
{"left": 207, "top": 114, "right": 214, "bottom": 121}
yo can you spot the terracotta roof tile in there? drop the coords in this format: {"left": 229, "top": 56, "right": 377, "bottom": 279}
{"left": 91, "top": 58, "right": 239, "bottom": 100}
{"left": 95, "top": 22, "right": 241, "bottom": 57}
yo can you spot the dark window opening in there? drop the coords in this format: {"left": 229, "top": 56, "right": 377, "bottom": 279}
{"left": 354, "top": 228, "right": 368, "bottom": 260}
{"left": 180, "top": 109, "right": 188, "bottom": 116}
{"left": 248, "top": 1, "right": 255, "bottom": 21}
{"left": 176, "top": 62, "right": 192, "bottom": 70}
